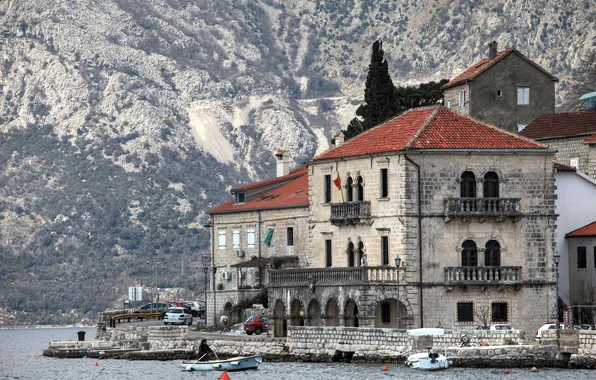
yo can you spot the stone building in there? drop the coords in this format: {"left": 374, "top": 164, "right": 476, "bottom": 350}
{"left": 442, "top": 41, "right": 558, "bottom": 133}
{"left": 268, "top": 106, "right": 558, "bottom": 337}
{"left": 520, "top": 110, "right": 596, "bottom": 179}
{"left": 206, "top": 151, "right": 309, "bottom": 325}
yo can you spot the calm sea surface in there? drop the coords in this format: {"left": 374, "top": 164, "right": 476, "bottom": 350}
{"left": 1, "top": 327, "right": 595, "bottom": 380}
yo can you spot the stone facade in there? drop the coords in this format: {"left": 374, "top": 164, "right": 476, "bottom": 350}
{"left": 269, "top": 150, "right": 557, "bottom": 337}
{"left": 541, "top": 136, "right": 596, "bottom": 179}
{"left": 444, "top": 50, "right": 556, "bottom": 133}
{"left": 207, "top": 206, "right": 309, "bottom": 325}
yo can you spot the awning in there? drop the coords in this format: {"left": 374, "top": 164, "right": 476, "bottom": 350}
{"left": 407, "top": 328, "right": 445, "bottom": 337}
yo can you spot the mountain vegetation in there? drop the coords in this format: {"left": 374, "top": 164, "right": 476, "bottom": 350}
{"left": 0, "top": 0, "right": 594, "bottom": 324}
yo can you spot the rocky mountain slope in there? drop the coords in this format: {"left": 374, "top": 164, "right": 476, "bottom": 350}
{"left": 0, "top": 0, "right": 594, "bottom": 323}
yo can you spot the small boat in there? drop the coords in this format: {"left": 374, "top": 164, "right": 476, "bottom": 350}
{"left": 181, "top": 355, "right": 262, "bottom": 372}
{"left": 405, "top": 328, "right": 452, "bottom": 370}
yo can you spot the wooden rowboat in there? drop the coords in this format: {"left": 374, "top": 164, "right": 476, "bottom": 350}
{"left": 181, "top": 355, "right": 262, "bottom": 371}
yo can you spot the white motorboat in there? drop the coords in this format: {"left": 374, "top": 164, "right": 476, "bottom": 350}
{"left": 405, "top": 328, "right": 452, "bottom": 370}
{"left": 181, "top": 355, "right": 262, "bottom": 371}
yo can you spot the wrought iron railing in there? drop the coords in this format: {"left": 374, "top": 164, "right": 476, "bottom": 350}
{"left": 329, "top": 201, "right": 371, "bottom": 224}
{"left": 444, "top": 266, "right": 522, "bottom": 284}
{"left": 444, "top": 198, "right": 521, "bottom": 218}
{"left": 269, "top": 266, "right": 404, "bottom": 285}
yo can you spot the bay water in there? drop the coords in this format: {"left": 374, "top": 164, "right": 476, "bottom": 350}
{"left": 1, "top": 327, "right": 594, "bottom": 380}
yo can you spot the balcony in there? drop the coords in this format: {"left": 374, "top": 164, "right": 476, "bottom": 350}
{"left": 269, "top": 266, "right": 403, "bottom": 287}
{"left": 444, "top": 266, "right": 522, "bottom": 285}
{"left": 444, "top": 198, "right": 521, "bottom": 222}
{"left": 329, "top": 201, "right": 371, "bottom": 225}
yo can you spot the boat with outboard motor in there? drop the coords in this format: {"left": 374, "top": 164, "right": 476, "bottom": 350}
{"left": 404, "top": 328, "right": 452, "bottom": 370}
{"left": 181, "top": 355, "right": 262, "bottom": 371}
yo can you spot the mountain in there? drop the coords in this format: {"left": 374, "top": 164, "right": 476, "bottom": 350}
{"left": 0, "top": 0, "right": 594, "bottom": 324}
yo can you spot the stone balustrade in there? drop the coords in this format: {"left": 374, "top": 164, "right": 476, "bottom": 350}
{"left": 269, "top": 266, "right": 404, "bottom": 286}
{"left": 329, "top": 201, "right": 371, "bottom": 224}
{"left": 444, "top": 266, "right": 522, "bottom": 285}
{"left": 444, "top": 197, "right": 521, "bottom": 219}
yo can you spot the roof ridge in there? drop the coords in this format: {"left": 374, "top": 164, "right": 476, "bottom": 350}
{"left": 452, "top": 108, "right": 549, "bottom": 149}
{"left": 405, "top": 106, "right": 441, "bottom": 149}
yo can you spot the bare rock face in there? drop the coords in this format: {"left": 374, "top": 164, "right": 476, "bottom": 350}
{"left": 0, "top": 0, "right": 593, "bottom": 322}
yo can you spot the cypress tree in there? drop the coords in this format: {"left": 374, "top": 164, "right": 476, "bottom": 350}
{"left": 345, "top": 40, "right": 398, "bottom": 140}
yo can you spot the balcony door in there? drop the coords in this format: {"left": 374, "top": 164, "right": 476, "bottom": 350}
{"left": 347, "top": 241, "right": 355, "bottom": 267}
{"left": 461, "top": 240, "right": 478, "bottom": 267}
{"left": 460, "top": 171, "right": 476, "bottom": 198}
{"left": 346, "top": 177, "right": 354, "bottom": 202}
{"left": 485, "top": 240, "right": 501, "bottom": 266}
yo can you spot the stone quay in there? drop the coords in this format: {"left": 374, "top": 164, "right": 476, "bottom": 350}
{"left": 41, "top": 323, "right": 596, "bottom": 369}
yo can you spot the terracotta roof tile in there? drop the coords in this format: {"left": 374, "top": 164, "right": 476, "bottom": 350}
{"left": 584, "top": 133, "right": 596, "bottom": 143}
{"left": 313, "top": 106, "right": 547, "bottom": 162}
{"left": 566, "top": 221, "right": 596, "bottom": 238}
{"left": 209, "top": 166, "right": 308, "bottom": 214}
{"left": 230, "top": 166, "right": 304, "bottom": 192}
{"left": 553, "top": 161, "right": 577, "bottom": 172}
{"left": 442, "top": 48, "right": 557, "bottom": 89}
{"left": 519, "top": 111, "right": 596, "bottom": 140}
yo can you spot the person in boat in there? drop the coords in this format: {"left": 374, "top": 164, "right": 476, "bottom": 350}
{"left": 198, "top": 339, "right": 217, "bottom": 361}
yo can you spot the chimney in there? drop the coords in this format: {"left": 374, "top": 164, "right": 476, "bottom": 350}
{"left": 275, "top": 150, "right": 289, "bottom": 177}
{"left": 488, "top": 41, "right": 498, "bottom": 59}
{"left": 334, "top": 131, "right": 345, "bottom": 147}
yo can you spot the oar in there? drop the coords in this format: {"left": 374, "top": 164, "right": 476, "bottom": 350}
{"left": 194, "top": 353, "right": 207, "bottom": 363}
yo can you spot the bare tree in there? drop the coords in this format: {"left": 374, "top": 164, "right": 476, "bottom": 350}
{"left": 474, "top": 305, "right": 491, "bottom": 328}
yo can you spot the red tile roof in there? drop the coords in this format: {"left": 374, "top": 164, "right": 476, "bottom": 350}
{"left": 519, "top": 111, "right": 596, "bottom": 140}
{"left": 553, "top": 161, "right": 577, "bottom": 172}
{"left": 313, "top": 106, "right": 548, "bottom": 161}
{"left": 566, "top": 221, "right": 596, "bottom": 238}
{"left": 230, "top": 166, "right": 304, "bottom": 192}
{"left": 442, "top": 49, "right": 557, "bottom": 89}
{"left": 584, "top": 133, "right": 596, "bottom": 143}
{"left": 209, "top": 166, "right": 308, "bottom": 214}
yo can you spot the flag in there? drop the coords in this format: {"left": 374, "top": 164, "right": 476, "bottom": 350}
{"left": 333, "top": 174, "right": 341, "bottom": 190}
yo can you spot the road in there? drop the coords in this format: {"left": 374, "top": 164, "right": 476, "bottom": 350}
{"left": 114, "top": 319, "right": 275, "bottom": 341}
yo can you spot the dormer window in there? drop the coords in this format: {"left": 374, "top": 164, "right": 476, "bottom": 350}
{"left": 236, "top": 192, "right": 245, "bottom": 204}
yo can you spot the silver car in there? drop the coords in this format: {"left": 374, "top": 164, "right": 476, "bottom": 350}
{"left": 164, "top": 307, "right": 193, "bottom": 325}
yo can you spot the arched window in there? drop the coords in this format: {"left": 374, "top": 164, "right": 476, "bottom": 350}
{"left": 462, "top": 240, "right": 478, "bottom": 267}
{"left": 485, "top": 240, "right": 501, "bottom": 266}
{"left": 357, "top": 176, "right": 364, "bottom": 201}
{"left": 484, "top": 172, "right": 499, "bottom": 198}
{"left": 346, "top": 177, "right": 353, "bottom": 202}
{"left": 460, "top": 171, "right": 476, "bottom": 198}
{"left": 347, "top": 241, "right": 355, "bottom": 267}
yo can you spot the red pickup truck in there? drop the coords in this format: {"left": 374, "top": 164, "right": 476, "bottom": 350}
{"left": 244, "top": 315, "right": 269, "bottom": 335}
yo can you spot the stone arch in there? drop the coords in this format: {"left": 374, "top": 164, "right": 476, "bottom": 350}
{"left": 325, "top": 298, "right": 340, "bottom": 326}
{"left": 344, "top": 298, "right": 359, "bottom": 327}
{"left": 484, "top": 240, "right": 501, "bottom": 266}
{"left": 461, "top": 239, "right": 478, "bottom": 267}
{"left": 307, "top": 298, "right": 322, "bottom": 326}
{"left": 374, "top": 297, "right": 408, "bottom": 329}
{"left": 290, "top": 298, "right": 304, "bottom": 326}
{"left": 272, "top": 299, "right": 287, "bottom": 337}
{"left": 223, "top": 302, "right": 233, "bottom": 318}
{"left": 460, "top": 171, "right": 476, "bottom": 198}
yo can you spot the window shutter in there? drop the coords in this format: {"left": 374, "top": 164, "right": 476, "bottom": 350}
{"left": 218, "top": 231, "right": 226, "bottom": 250}
{"left": 247, "top": 229, "right": 255, "bottom": 249}
{"left": 232, "top": 230, "right": 240, "bottom": 249}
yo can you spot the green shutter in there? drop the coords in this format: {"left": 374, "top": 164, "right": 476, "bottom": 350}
{"left": 264, "top": 228, "right": 274, "bottom": 247}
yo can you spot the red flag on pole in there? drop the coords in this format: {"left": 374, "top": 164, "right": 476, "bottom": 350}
{"left": 333, "top": 174, "right": 341, "bottom": 190}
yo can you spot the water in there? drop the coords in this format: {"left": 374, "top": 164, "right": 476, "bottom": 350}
{"left": 1, "top": 327, "right": 594, "bottom": 380}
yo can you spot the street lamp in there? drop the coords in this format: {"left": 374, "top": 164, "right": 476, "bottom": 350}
{"left": 394, "top": 256, "right": 402, "bottom": 329}
{"left": 155, "top": 261, "right": 162, "bottom": 303}
{"left": 147, "top": 261, "right": 152, "bottom": 311}
{"left": 203, "top": 265, "right": 209, "bottom": 324}
{"left": 554, "top": 253, "right": 561, "bottom": 331}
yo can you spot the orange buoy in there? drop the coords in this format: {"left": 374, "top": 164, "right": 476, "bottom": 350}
{"left": 382, "top": 365, "right": 389, "bottom": 371}
{"left": 505, "top": 368, "right": 510, "bottom": 374}
{"left": 95, "top": 362, "right": 98, "bottom": 366}
{"left": 220, "top": 370, "right": 231, "bottom": 380}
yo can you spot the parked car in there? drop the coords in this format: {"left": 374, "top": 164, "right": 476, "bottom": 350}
{"left": 476, "top": 325, "right": 489, "bottom": 330}
{"left": 244, "top": 315, "right": 269, "bottom": 335}
{"left": 135, "top": 302, "right": 169, "bottom": 313}
{"left": 164, "top": 307, "right": 193, "bottom": 325}
{"left": 490, "top": 324, "right": 513, "bottom": 331}
{"left": 536, "top": 323, "right": 561, "bottom": 340}
{"left": 183, "top": 301, "right": 206, "bottom": 317}
{"left": 573, "top": 324, "right": 592, "bottom": 330}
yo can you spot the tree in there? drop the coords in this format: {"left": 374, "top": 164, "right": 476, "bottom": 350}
{"left": 394, "top": 79, "right": 450, "bottom": 113}
{"left": 345, "top": 40, "right": 398, "bottom": 140}
{"left": 474, "top": 305, "right": 491, "bottom": 328}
